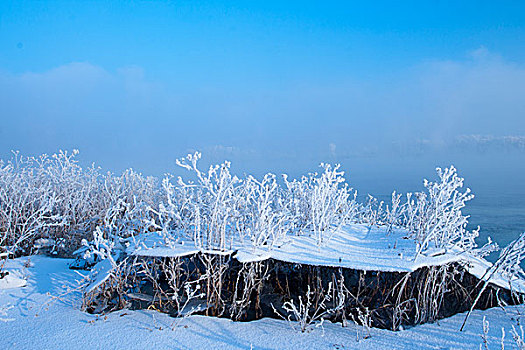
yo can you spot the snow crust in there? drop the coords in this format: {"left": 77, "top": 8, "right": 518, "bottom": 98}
{"left": 0, "top": 273, "right": 27, "bottom": 289}
{"left": 85, "top": 258, "right": 115, "bottom": 294}
{"left": 127, "top": 232, "right": 200, "bottom": 258}
{"left": 0, "top": 255, "right": 524, "bottom": 350}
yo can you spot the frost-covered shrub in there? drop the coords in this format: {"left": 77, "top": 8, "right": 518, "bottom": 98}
{"left": 310, "top": 164, "right": 357, "bottom": 244}
{"left": 230, "top": 261, "right": 270, "bottom": 320}
{"left": 0, "top": 152, "right": 63, "bottom": 254}
{"left": 140, "top": 257, "right": 204, "bottom": 319}
{"left": 282, "top": 172, "right": 313, "bottom": 233}
{"left": 283, "top": 164, "right": 357, "bottom": 245}
{"left": 405, "top": 166, "right": 478, "bottom": 255}
{"left": 83, "top": 226, "right": 118, "bottom": 267}
{"left": 359, "top": 195, "right": 384, "bottom": 228}
{"left": 101, "top": 168, "right": 159, "bottom": 238}
{"left": 495, "top": 232, "right": 525, "bottom": 284}
{"left": 148, "top": 173, "right": 197, "bottom": 239}
{"left": 0, "top": 150, "right": 159, "bottom": 257}
{"left": 237, "top": 173, "right": 289, "bottom": 250}
{"left": 40, "top": 150, "right": 104, "bottom": 251}
{"left": 0, "top": 150, "right": 104, "bottom": 254}
{"left": 385, "top": 191, "right": 403, "bottom": 233}
{"left": 272, "top": 282, "right": 344, "bottom": 332}
{"left": 78, "top": 168, "right": 159, "bottom": 271}
{"left": 174, "top": 152, "right": 242, "bottom": 251}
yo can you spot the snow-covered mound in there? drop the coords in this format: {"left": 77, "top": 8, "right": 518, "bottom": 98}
{"left": 126, "top": 224, "right": 525, "bottom": 292}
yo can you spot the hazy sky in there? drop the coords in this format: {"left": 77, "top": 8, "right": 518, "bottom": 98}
{"left": 1, "top": 1, "right": 524, "bottom": 185}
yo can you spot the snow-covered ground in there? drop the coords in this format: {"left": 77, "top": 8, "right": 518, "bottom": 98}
{"left": 0, "top": 255, "right": 522, "bottom": 350}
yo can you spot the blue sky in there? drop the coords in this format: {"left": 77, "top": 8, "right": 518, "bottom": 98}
{"left": 0, "top": 1, "right": 524, "bottom": 185}
{"left": 2, "top": 2, "right": 525, "bottom": 73}
{"left": 2, "top": 2, "right": 525, "bottom": 81}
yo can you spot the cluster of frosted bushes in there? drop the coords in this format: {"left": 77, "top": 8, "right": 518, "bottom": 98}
{"left": 150, "top": 152, "right": 486, "bottom": 258}
{"left": 151, "top": 153, "right": 359, "bottom": 252}
{"left": 0, "top": 150, "right": 157, "bottom": 256}
{"left": 0, "top": 149, "right": 487, "bottom": 259}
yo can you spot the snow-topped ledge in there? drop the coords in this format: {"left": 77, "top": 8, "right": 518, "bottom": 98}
{"left": 126, "top": 224, "right": 525, "bottom": 292}
{"left": 127, "top": 233, "right": 200, "bottom": 258}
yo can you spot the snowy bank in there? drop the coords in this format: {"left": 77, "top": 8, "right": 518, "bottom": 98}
{"left": 127, "top": 224, "right": 524, "bottom": 292}
{"left": 0, "top": 256, "right": 524, "bottom": 350}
